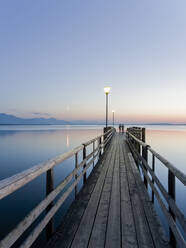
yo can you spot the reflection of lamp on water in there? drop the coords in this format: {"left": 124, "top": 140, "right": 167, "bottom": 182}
{"left": 66, "top": 134, "right": 70, "bottom": 147}
{"left": 104, "top": 86, "right": 111, "bottom": 128}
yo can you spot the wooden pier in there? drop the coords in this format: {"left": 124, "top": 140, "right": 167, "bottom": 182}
{"left": 0, "top": 127, "right": 185, "bottom": 248}
{"left": 46, "top": 133, "right": 169, "bottom": 248}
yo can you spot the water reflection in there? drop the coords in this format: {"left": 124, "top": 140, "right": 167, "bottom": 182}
{"left": 0, "top": 128, "right": 102, "bottom": 180}
{"left": 0, "top": 125, "right": 185, "bottom": 245}
{"left": 66, "top": 134, "right": 70, "bottom": 147}
{"left": 146, "top": 129, "right": 186, "bottom": 173}
{"left": 0, "top": 126, "right": 102, "bottom": 245}
{"left": 145, "top": 128, "right": 186, "bottom": 241}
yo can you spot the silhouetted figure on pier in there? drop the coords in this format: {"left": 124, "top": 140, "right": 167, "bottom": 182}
{"left": 119, "top": 124, "right": 124, "bottom": 133}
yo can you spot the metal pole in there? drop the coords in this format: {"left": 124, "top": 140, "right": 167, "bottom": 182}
{"left": 113, "top": 112, "right": 114, "bottom": 127}
{"left": 106, "top": 93, "right": 108, "bottom": 128}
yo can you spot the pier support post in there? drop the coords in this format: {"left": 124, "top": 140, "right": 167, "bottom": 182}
{"left": 93, "top": 141, "right": 95, "bottom": 167}
{"left": 142, "top": 128, "right": 148, "bottom": 188}
{"left": 168, "top": 170, "right": 176, "bottom": 247}
{"left": 152, "top": 154, "right": 155, "bottom": 203}
{"left": 46, "top": 168, "right": 54, "bottom": 240}
{"left": 99, "top": 137, "right": 102, "bottom": 158}
{"left": 136, "top": 129, "right": 141, "bottom": 154}
{"left": 142, "top": 145, "right": 148, "bottom": 188}
{"left": 83, "top": 145, "right": 87, "bottom": 184}
{"left": 75, "top": 152, "right": 78, "bottom": 198}
{"left": 142, "top": 128, "right": 146, "bottom": 144}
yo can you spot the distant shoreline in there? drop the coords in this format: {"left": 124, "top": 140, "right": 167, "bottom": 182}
{"left": 0, "top": 123, "right": 186, "bottom": 126}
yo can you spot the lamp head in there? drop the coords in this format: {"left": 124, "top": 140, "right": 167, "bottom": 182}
{"left": 104, "top": 86, "right": 111, "bottom": 94}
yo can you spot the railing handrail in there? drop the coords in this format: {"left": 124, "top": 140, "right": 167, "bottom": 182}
{"left": 127, "top": 130, "right": 186, "bottom": 185}
{"left": 0, "top": 127, "right": 116, "bottom": 248}
{"left": 0, "top": 127, "right": 115, "bottom": 201}
{"left": 148, "top": 147, "right": 186, "bottom": 186}
{"left": 126, "top": 127, "right": 186, "bottom": 248}
{"left": 0, "top": 145, "right": 84, "bottom": 201}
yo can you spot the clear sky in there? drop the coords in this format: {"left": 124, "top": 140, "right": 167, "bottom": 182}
{"left": 1, "top": 0, "right": 186, "bottom": 123}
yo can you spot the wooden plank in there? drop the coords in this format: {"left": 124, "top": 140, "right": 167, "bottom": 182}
{"left": 123, "top": 140, "right": 155, "bottom": 248}
{"left": 70, "top": 136, "right": 116, "bottom": 248}
{"left": 45, "top": 147, "right": 110, "bottom": 248}
{"left": 105, "top": 135, "right": 121, "bottom": 248}
{"left": 88, "top": 136, "right": 117, "bottom": 248}
{"left": 119, "top": 141, "right": 138, "bottom": 248}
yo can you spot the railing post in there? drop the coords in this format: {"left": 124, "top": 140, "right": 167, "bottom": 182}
{"left": 102, "top": 133, "right": 105, "bottom": 153}
{"left": 93, "top": 140, "right": 95, "bottom": 167}
{"left": 152, "top": 154, "right": 155, "bottom": 203}
{"left": 75, "top": 152, "right": 78, "bottom": 198}
{"left": 83, "top": 145, "right": 87, "bottom": 184}
{"left": 99, "top": 137, "right": 102, "bottom": 158}
{"left": 142, "top": 128, "right": 148, "bottom": 188}
{"left": 136, "top": 129, "right": 141, "bottom": 154}
{"left": 143, "top": 145, "right": 148, "bottom": 188}
{"left": 46, "top": 168, "right": 54, "bottom": 240}
{"left": 168, "top": 169, "right": 176, "bottom": 247}
{"left": 142, "top": 128, "right": 146, "bottom": 143}
{"left": 103, "top": 127, "right": 109, "bottom": 152}
{"left": 103, "top": 130, "right": 106, "bottom": 152}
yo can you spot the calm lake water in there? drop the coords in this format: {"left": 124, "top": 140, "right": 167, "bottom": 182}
{"left": 0, "top": 125, "right": 185, "bottom": 246}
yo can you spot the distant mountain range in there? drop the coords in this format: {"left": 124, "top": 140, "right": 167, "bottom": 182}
{"left": 0, "top": 113, "right": 104, "bottom": 125}
{"left": 0, "top": 113, "right": 70, "bottom": 125}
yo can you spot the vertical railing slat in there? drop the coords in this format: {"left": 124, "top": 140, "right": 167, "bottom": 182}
{"left": 99, "top": 137, "right": 102, "bottom": 158}
{"left": 142, "top": 128, "right": 148, "bottom": 188}
{"left": 93, "top": 140, "right": 95, "bottom": 167}
{"left": 152, "top": 154, "right": 155, "bottom": 203}
{"left": 75, "top": 152, "right": 78, "bottom": 198}
{"left": 168, "top": 169, "right": 176, "bottom": 247}
{"left": 83, "top": 145, "right": 87, "bottom": 184}
{"left": 46, "top": 168, "right": 54, "bottom": 240}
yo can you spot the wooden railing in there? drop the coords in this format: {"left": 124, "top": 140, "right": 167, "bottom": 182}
{"left": 0, "top": 127, "right": 116, "bottom": 248}
{"left": 126, "top": 127, "right": 186, "bottom": 248}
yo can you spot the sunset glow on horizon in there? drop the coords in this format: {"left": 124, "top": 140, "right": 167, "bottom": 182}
{"left": 1, "top": 1, "right": 186, "bottom": 124}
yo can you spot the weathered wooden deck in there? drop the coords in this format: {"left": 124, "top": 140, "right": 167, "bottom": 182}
{"left": 46, "top": 133, "right": 169, "bottom": 248}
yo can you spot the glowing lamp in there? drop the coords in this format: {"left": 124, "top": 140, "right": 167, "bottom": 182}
{"left": 104, "top": 86, "right": 111, "bottom": 94}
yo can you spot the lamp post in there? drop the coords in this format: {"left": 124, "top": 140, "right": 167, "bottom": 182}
{"left": 112, "top": 110, "right": 115, "bottom": 127}
{"left": 104, "top": 86, "right": 111, "bottom": 128}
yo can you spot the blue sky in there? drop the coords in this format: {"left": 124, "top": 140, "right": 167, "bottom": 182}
{"left": 1, "top": 0, "right": 186, "bottom": 123}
